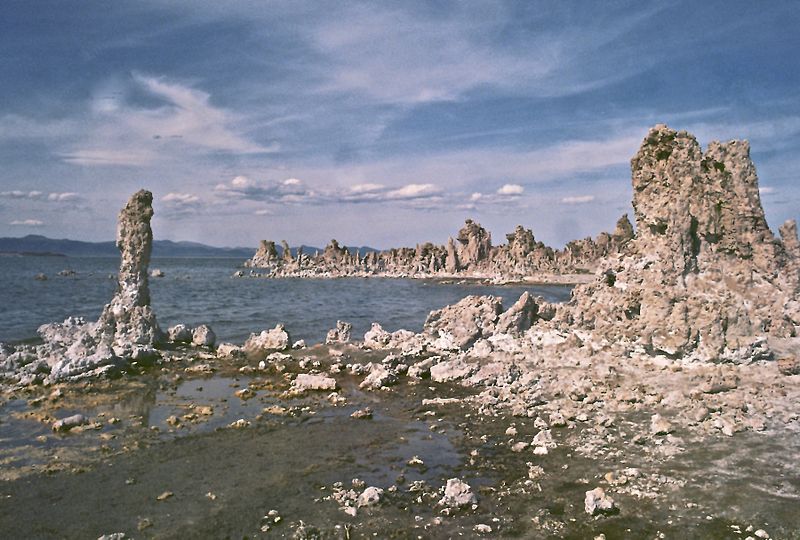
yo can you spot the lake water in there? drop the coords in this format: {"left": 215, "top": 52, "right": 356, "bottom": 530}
{"left": 0, "top": 256, "right": 573, "bottom": 345}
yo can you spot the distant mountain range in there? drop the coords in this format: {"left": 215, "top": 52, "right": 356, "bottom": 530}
{"left": 0, "top": 235, "right": 379, "bottom": 259}
{"left": 0, "top": 234, "right": 255, "bottom": 258}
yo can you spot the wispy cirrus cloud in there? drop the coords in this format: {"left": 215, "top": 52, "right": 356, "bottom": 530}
{"left": 60, "top": 74, "right": 277, "bottom": 167}
{"left": 302, "top": 3, "right": 668, "bottom": 105}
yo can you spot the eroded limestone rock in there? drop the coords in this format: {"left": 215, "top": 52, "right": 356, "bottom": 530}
{"left": 7, "top": 190, "right": 163, "bottom": 384}
{"left": 564, "top": 125, "right": 800, "bottom": 363}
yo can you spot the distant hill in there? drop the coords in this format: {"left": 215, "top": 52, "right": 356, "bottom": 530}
{"left": 0, "top": 235, "right": 255, "bottom": 258}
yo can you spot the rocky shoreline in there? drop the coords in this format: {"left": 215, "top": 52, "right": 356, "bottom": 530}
{"left": 241, "top": 216, "right": 633, "bottom": 284}
{"left": 1, "top": 124, "right": 799, "bottom": 538}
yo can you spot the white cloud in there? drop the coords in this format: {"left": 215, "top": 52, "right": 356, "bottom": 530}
{"left": 759, "top": 186, "right": 776, "bottom": 195}
{"left": 158, "top": 192, "right": 208, "bottom": 216}
{"left": 0, "top": 190, "right": 42, "bottom": 199}
{"left": 47, "top": 192, "right": 78, "bottom": 202}
{"left": 1, "top": 190, "right": 80, "bottom": 202}
{"left": 497, "top": 183, "right": 524, "bottom": 196}
{"left": 349, "top": 183, "right": 385, "bottom": 194}
{"left": 215, "top": 175, "right": 315, "bottom": 203}
{"left": 10, "top": 219, "right": 44, "bottom": 226}
{"left": 561, "top": 195, "right": 596, "bottom": 204}
{"left": 254, "top": 209, "right": 272, "bottom": 216}
{"left": 231, "top": 175, "right": 255, "bottom": 188}
{"left": 384, "top": 183, "right": 441, "bottom": 200}
{"left": 163, "top": 192, "right": 200, "bottom": 204}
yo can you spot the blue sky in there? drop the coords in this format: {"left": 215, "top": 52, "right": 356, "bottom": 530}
{"left": 1, "top": 1, "right": 798, "bottom": 249}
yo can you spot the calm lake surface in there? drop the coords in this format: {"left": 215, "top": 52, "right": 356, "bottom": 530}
{"left": 0, "top": 256, "right": 573, "bottom": 344}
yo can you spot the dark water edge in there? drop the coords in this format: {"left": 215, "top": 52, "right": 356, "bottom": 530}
{"left": 0, "top": 256, "right": 572, "bottom": 345}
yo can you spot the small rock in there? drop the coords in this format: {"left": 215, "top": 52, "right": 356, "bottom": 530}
{"left": 474, "top": 524, "right": 492, "bottom": 534}
{"left": 356, "top": 486, "right": 384, "bottom": 508}
{"left": 150, "top": 268, "right": 165, "bottom": 277}
{"left": 351, "top": 408, "right": 373, "bottom": 419}
{"left": 52, "top": 414, "right": 88, "bottom": 432}
{"left": 438, "top": 478, "right": 477, "bottom": 508}
{"left": 584, "top": 487, "right": 616, "bottom": 515}
{"left": 216, "top": 342, "right": 242, "bottom": 358}
{"left": 360, "top": 363, "right": 397, "bottom": 390}
{"left": 235, "top": 388, "right": 255, "bottom": 400}
{"left": 511, "top": 441, "right": 529, "bottom": 452}
{"left": 292, "top": 373, "right": 338, "bottom": 392}
{"left": 156, "top": 491, "right": 173, "bottom": 501}
{"left": 650, "top": 414, "right": 674, "bottom": 435}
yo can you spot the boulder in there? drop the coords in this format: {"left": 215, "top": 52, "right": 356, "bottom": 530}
{"left": 168, "top": 324, "right": 192, "bottom": 343}
{"left": 363, "top": 323, "right": 391, "bottom": 349}
{"left": 52, "top": 414, "right": 88, "bottom": 432}
{"left": 424, "top": 295, "right": 503, "bottom": 350}
{"left": 326, "top": 320, "right": 353, "bottom": 344}
{"left": 243, "top": 324, "right": 291, "bottom": 358}
{"left": 495, "top": 292, "right": 538, "bottom": 335}
{"left": 438, "top": 478, "right": 477, "bottom": 508}
{"left": 430, "top": 358, "right": 477, "bottom": 383}
{"left": 192, "top": 325, "right": 216, "bottom": 347}
{"left": 356, "top": 487, "right": 384, "bottom": 508}
{"left": 584, "top": 487, "right": 616, "bottom": 515}
{"left": 359, "top": 363, "right": 398, "bottom": 389}
{"left": 216, "top": 343, "right": 243, "bottom": 358}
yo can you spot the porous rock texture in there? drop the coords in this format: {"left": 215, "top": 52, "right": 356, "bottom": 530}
{"left": 562, "top": 125, "right": 800, "bottom": 363}
{"left": 1, "top": 190, "right": 162, "bottom": 384}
